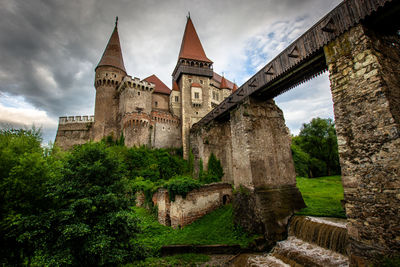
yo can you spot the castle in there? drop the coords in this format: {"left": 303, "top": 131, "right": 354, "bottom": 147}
{"left": 55, "top": 16, "right": 237, "bottom": 158}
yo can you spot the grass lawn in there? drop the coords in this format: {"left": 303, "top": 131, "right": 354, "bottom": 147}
{"left": 296, "top": 175, "right": 346, "bottom": 218}
{"left": 133, "top": 204, "right": 255, "bottom": 256}
{"left": 126, "top": 253, "right": 210, "bottom": 267}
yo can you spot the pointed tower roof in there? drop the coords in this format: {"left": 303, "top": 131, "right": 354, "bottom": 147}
{"left": 232, "top": 83, "right": 238, "bottom": 92}
{"left": 144, "top": 74, "right": 171, "bottom": 95}
{"left": 220, "top": 76, "right": 229, "bottom": 89}
{"left": 178, "top": 16, "right": 212, "bottom": 63}
{"left": 96, "top": 17, "right": 126, "bottom": 73}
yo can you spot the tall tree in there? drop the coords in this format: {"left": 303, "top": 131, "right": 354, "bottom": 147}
{"left": 294, "top": 118, "right": 340, "bottom": 177}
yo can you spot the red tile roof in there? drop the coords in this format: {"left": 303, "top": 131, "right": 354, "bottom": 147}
{"left": 144, "top": 74, "right": 171, "bottom": 95}
{"left": 233, "top": 83, "right": 238, "bottom": 92}
{"left": 178, "top": 17, "right": 212, "bottom": 63}
{"left": 191, "top": 82, "right": 202, "bottom": 87}
{"left": 212, "top": 72, "right": 235, "bottom": 90}
{"left": 97, "top": 23, "right": 126, "bottom": 73}
{"left": 220, "top": 76, "right": 229, "bottom": 89}
{"left": 172, "top": 80, "right": 180, "bottom": 91}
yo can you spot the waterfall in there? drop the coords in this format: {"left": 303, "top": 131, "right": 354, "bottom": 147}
{"left": 229, "top": 216, "right": 349, "bottom": 266}
{"left": 288, "top": 216, "right": 348, "bottom": 255}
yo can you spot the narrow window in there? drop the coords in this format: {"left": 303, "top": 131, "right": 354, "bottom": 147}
{"left": 138, "top": 91, "right": 140, "bottom": 96}
{"left": 175, "top": 96, "right": 179, "bottom": 102}
{"left": 188, "top": 78, "right": 192, "bottom": 83}
{"left": 200, "top": 80, "right": 203, "bottom": 84}
{"left": 155, "top": 101, "right": 158, "bottom": 107}
{"left": 194, "top": 92, "right": 199, "bottom": 99}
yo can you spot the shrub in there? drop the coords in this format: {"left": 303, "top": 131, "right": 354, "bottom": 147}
{"left": 163, "top": 176, "right": 202, "bottom": 201}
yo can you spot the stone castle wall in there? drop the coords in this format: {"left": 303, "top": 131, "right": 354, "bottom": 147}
{"left": 152, "top": 93, "right": 169, "bottom": 111}
{"left": 92, "top": 65, "right": 126, "bottom": 141}
{"left": 151, "top": 110, "right": 181, "bottom": 148}
{"left": 151, "top": 183, "right": 232, "bottom": 228}
{"left": 324, "top": 24, "right": 400, "bottom": 266}
{"left": 170, "top": 90, "right": 181, "bottom": 117}
{"left": 122, "top": 112, "right": 151, "bottom": 147}
{"left": 55, "top": 116, "right": 94, "bottom": 150}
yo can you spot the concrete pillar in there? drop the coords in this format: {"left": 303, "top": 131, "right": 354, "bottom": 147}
{"left": 230, "top": 96, "right": 305, "bottom": 248}
{"left": 324, "top": 24, "right": 400, "bottom": 266}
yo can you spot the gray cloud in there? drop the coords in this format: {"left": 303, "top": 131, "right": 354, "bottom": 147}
{"left": 0, "top": 0, "right": 341, "bottom": 143}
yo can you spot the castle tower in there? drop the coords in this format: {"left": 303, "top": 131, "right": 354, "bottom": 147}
{"left": 93, "top": 18, "right": 127, "bottom": 141}
{"left": 172, "top": 15, "right": 214, "bottom": 159}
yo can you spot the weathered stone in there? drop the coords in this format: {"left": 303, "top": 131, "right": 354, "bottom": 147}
{"left": 153, "top": 183, "right": 232, "bottom": 228}
{"left": 233, "top": 186, "right": 305, "bottom": 249}
{"left": 190, "top": 95, "right": 305, "bottom": 248}
{"left": 324, "top": 23, "right": 400, "bottom": 266}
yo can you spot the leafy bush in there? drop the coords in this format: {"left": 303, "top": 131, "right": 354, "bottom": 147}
{"left": 291, "top": 143, "right": 310, "bottom": 177}
{"left": 199, "top": 153, "right": 224, "bottom": 184}
{"left": 163, "top": 175, "right": 202, "bottom": 201}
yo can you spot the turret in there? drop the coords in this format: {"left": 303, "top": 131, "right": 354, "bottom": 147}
{"left": 92, "top": 17, "right": 127, "bottom": 141}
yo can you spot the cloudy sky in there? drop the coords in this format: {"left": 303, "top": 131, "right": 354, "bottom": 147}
{"left": 0, "top": 0, "right": 342, "bottom": 144}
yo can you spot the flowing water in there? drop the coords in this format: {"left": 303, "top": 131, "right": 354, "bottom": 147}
{"left": 230, "top": 216, "right": 349, "bottom": 267}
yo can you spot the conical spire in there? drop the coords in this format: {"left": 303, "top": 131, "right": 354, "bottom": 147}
{"left": 178, "top": 16, "right": 212, "bottom": 63}
{"left": 232, "top": 83, "right": 238, "bottom": 92}
{"left": 220, "top": 76, "right": 229, "bottom": 89}
{"left": 96, "top": 17, "right": 126, "bottom": 73}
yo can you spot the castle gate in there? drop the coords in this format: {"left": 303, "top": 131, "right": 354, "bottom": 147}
{"left": 189, "top": 0, "right": 400, "bottom": 265}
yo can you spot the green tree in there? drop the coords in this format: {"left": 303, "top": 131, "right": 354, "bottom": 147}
{"left": 0, "top": 128, "right": 61, "bottom": 265}
{"left": 32, "top": 142, "right": 144, "bottom": 266}
{"left": 294, "top": 118, "right": 340, "bottom": 177}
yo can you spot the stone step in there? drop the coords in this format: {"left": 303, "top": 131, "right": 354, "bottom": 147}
{"left": 271, "top": 236, "right": 349, "bottom": 267}
{"left": 229, "top": 253, "right": 290, "bottom": 267}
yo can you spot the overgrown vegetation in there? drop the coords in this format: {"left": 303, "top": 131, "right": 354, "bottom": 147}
{"left": 296, "top": 175, "right": 346, "bottom": 218}
{"left": 127, "top": 253, "right": 210, "bottom": 267}
{"left": 291, "top": 118, "right": 340, "bottom": 178}
{"left": 132, "top": 204, "right": 255, "bottom": 256}
{"left": 198, "top": 153, "right": 224, "bottom": 184}
{"left": 0, "top": 128, "right": 229, "bottom": 265}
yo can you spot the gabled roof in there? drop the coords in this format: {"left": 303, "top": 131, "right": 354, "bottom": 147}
{"left": 172, "top": 81, "right": 180, "bottom": 91}
{"left": 212, "top": 72, "right": 235, "bottom": 90}
{"left": 144, "top": 74, "right": 171, "bottom": 95}
{"left": 178, "top": 17, "right": 212, "bottom": 63}
{"left": 97, "top": 19, "right": 126, "bottom": 73}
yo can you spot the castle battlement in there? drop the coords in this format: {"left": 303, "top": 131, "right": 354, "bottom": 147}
{"left": 59, "top": 115, "right": 94, "bottom": 124}
{"left": 118, "top": 76, "right": 155, "bottom": 93}
{"left": 151, "top": 110, "right": 180, "bottom": 125}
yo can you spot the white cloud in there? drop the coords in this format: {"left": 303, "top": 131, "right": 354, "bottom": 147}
{"left": 275, "top": 73, "right": 335, "bottom": 135}
{"left": 0, "top": 93, "right": 57, "bottom": 129}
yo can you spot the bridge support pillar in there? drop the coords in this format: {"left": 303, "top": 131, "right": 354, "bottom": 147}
{"left": 325, "top": 24, "right": 400, "bottom": 266}
{"left": 229, "top": 97, "right": 305, "bottom": 248}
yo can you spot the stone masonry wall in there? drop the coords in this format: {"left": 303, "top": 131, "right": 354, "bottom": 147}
{"left": 180, "top": 74, "right": 212, "bottom": 159}
{"left": 230, "top": 97, "right": 297, "bottom": 189}
{"left": 324, "top": 24, "right": 400, "bottom": 266}
{"left": 189, "top": 96, "right": 305, "bottom": 248}
{"left": 151, "top": 183, "right": 232, "bottom": 228}
{"left": 151, "top": 110, "right": 181, "bottom": 148}
{"left": 190, "top": 119, "right": 233, "bottom": 183}
{"left": 92, "top": 65, "right": 126, "bottom": 141}
{"left": 55, "top": 118, "right": 93, "bottom": 150}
